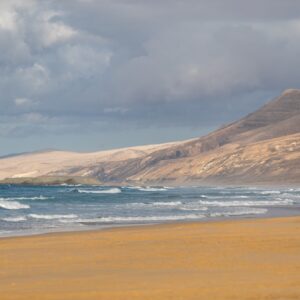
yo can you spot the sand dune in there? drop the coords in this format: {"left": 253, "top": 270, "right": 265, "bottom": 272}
{"left": 0, "top": 142, "right": 180, "bottom": 181}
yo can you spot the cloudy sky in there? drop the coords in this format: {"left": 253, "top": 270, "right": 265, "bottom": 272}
{"left": 1, "top": 0, "right": 300, "bottom": 155}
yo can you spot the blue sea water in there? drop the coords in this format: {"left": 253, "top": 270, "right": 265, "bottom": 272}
{"left": 0, "top": 185, "right": 300, "bottom": 237}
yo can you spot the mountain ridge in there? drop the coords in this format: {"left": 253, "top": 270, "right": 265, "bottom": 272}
{"left": 1, "top": 89, "right": 300, "bottom": 186}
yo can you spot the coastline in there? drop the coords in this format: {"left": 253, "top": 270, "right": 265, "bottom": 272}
{"left": 1, "top": 204, "right": 300, "bottom": 239}
{"left": 1, "top": 184, "right": 299, "bottom": 240}
{"left": 1, "top": 177, "right": 300, "bottom": 188}
{"left": 1, "top": 216, "right": 300, "bottom": 299}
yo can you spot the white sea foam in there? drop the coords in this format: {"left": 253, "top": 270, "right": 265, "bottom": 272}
{"left": 137, "top": 187, "right": 168, "bottom": 192}
{"left": 288, "top": 188, "right": 300, "bottom": 192}
{"left": 151, "top": 201, "right": 209, "bottom": 211}
{"left": 97, "top": 215, "right": 204, "bottom": 222}
{"left": 198, "top": 199, "right": 293, "bottom": 207}
{"left": 210, "top": 208, "right": 268, "bottom": 217}
{"left": 10, "top": 196, "right": 50, "bottom": 201}
{"left": 0, "top": 199, "right": 30, "bottom": 210}
{"left": 152, "top": 201, "right": 182, "bottom": 206}
{"left": 29, "top": 214, "right": 78, "bottom": 220}
{"left": 204, "top": 195, "right": 250, "bottom": 199}
{"left": 2, "top": 216, "right": 27, "bottom": 222}
{"left": 126, "top": 186, "right": 168, "bottom": 192}
{"left": 77, "top": 188, "right": 121, "bottom": 194}
{"left": 279, "top": 193, "right": 300, "bottom": 200}
{"left": 61, "top": 214, "right": 205, "bottom": 223}
{"left": 179, "top": 204, "right": 208, "bottom": 211}
{"left": 125, "top": 186, "right": 143, "bottom": 189}
{"left": 111, "top": 201, "right": 182, "bottom": 209}
{"left": 259, "top": 190, "right": 281, "bottom": 195}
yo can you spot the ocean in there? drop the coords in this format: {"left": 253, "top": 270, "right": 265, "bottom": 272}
{"left": 0, "top": 184, "right": 300, "bottom": 237}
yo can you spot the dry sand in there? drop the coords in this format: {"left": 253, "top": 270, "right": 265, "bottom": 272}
{"left": 1, "top": 217, "right": 300, "bottom": 300}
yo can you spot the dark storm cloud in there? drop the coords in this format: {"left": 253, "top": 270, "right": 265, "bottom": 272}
{"left": 1, "top": 0, "right": 300, "bottom": 141}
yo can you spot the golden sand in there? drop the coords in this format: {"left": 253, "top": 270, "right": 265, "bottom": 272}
{"left": 1, "top": 217, "right": 300, "bottom": 300}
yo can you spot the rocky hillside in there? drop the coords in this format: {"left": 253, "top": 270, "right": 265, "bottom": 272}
{"left": 1, "top": 89, "right": 300, "bottom": 186}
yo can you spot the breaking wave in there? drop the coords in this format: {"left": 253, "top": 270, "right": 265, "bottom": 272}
{"left": 76, "top": 188, "right": 121, "bottom": 194}
{"left": 2, "top": 216, "right": 27, "bottom": 222}
{"left": 203, "top": 195, "right": 251, "bottom": 199}
{"left": 29, "top": 214, "right": 78, "bottom": 220}
{"left": 179, "top": 204, "right": 209, "bottom": 211}
{"left": 198, "top": 199, "right": 293, "bottom": 207}
{"left": 210, "top": 208, "right": 268, "bottom": 217}
{"left": 0, "top": 199, "right": 30, "bottom": 210}
{"left": 136, "top": 187, "right": 168, "bottom": 192}
{"left": 151, "top": 201, "right": 182, "bottom": 206}
{"left": 10, "top": 196, "right": 50, "bottom": 201}
{"left": 61, "top": 214, "right": 205, "bottom": 224}
{"left": 259, "top": 190, "right": 281, "bottom": 195}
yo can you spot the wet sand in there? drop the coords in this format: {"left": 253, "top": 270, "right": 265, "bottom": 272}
{"left": 1, "top": 216, "right": 300, "bottom": 300}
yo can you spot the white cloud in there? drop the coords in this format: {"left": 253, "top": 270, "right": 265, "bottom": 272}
{"left": 0, "top": 10, "right": 17, "bottom": 31}
{"left": 36, "top": 11, "right": 77, "bottom": 47}
{"left": 14, "top": 97, "right": 32, "bottom": 106}
{"left": 58, "top": 44, "right": 112, "bottom": 78}
{"left": 22, "top": 112, "right": 48, "bottom": 123}
{"left": 1, "top": 0, "right": 300, "bottom": 142}
{"left": 15, "top": 63, "right": 49, "bottom": 93}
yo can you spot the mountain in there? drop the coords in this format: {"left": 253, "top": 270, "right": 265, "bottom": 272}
{"left": 1, "top": 89, "right": 300, "bottom": 186}
{"left": 0, "top": 142, "right": 181, "bottom": 183}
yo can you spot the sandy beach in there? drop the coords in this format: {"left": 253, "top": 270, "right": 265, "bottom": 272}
{"left": 1, "top": 217, "right": 300, "bottom": 300}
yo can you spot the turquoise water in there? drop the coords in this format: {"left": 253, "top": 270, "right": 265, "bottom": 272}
{"left": 0, "top": 185, "right": 299, "bottom": 237}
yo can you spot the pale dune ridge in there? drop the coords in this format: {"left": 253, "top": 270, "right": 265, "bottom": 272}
{"left": 0, "top": 141, "right": 182, "bottom": 181}
{"left": 1, "top": 89, "right": 300, "bottom": 185}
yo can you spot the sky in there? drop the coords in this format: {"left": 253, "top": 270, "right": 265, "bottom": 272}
{"left": 1, "top": 0, "right": 300, "bottom": 155}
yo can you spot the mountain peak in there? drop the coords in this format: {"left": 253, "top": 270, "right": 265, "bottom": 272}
{"left": 249, "top": 88, "right": 300, "bottom": 120}
{"left": 281, "top": 88, "right": 300, "bottom": 96}
{"left": 187, "top": 88, "right": 300, "bottom": 153}
{"left": 269, "top": 88, "right": 300, "bottom": 114}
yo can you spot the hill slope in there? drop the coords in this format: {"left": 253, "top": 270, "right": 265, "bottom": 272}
{"left": 1, "top": 89, "right": 300, "bottom": 185}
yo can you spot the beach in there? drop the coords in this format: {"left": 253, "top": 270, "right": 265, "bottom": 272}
{"left": 1, "top": 216, "right": 300, "bottom": 300}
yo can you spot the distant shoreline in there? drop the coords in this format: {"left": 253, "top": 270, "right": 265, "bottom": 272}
{"left": 1, "top": 176, "right": 300, "bottom": 188}
{"left": 2, "top": 207, "right": 300, "bottom": 239}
